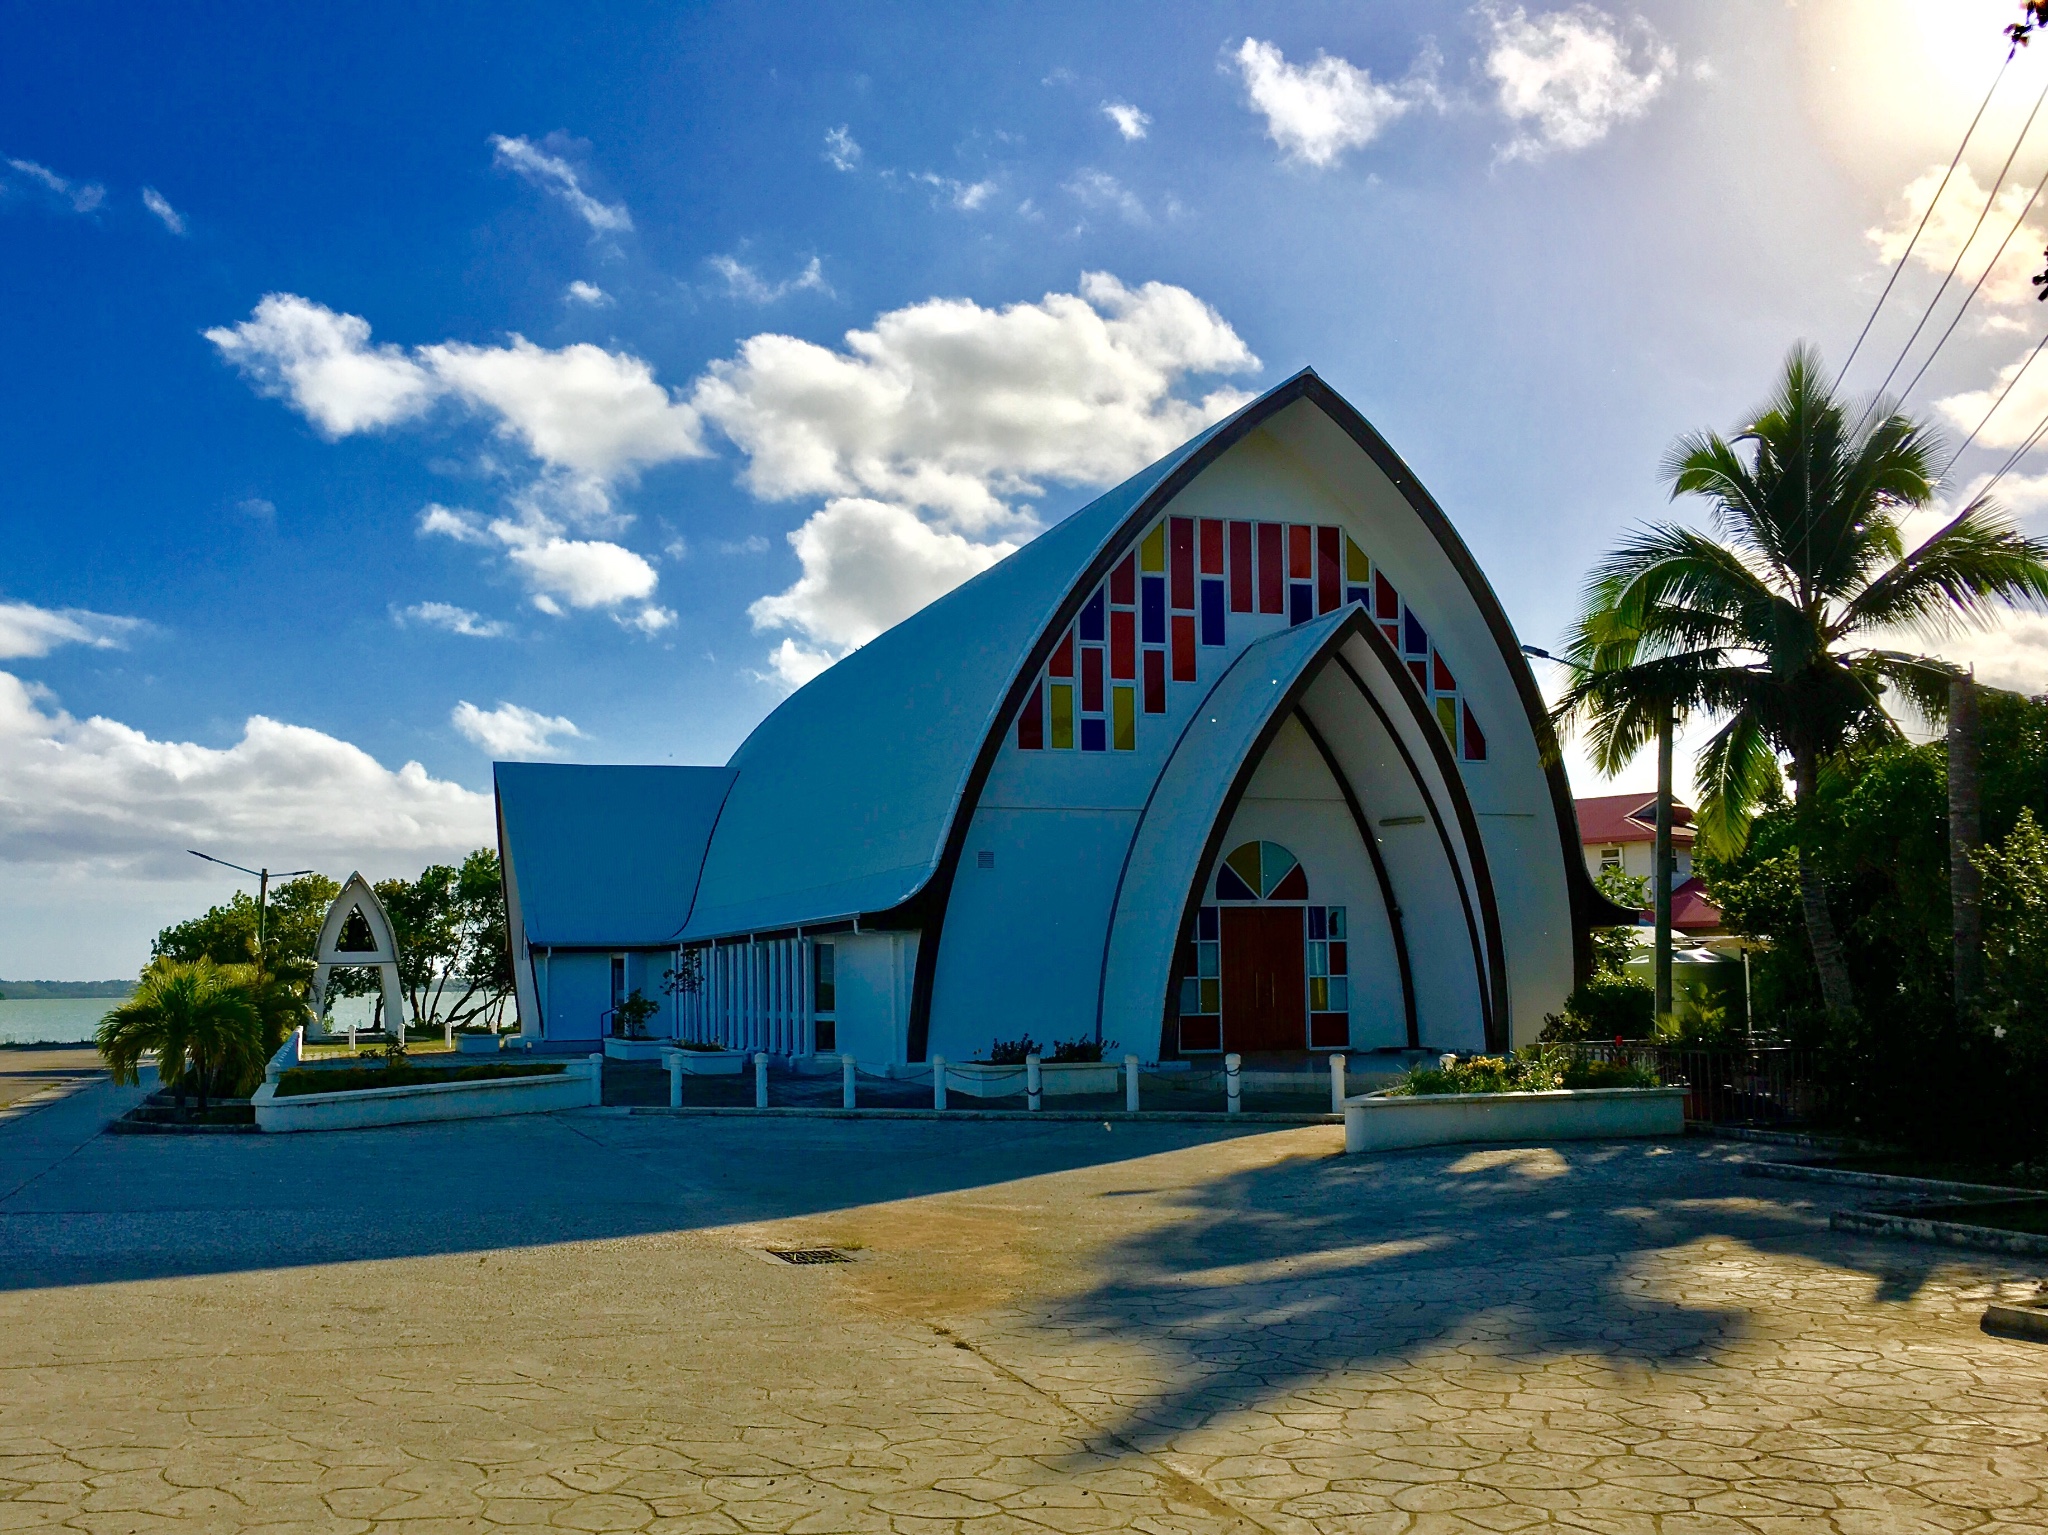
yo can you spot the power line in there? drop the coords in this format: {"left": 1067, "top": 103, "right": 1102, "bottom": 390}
{"left": 1837, "top": 48, "right": 2014, "bottom": 388}
{"left": 1899, "top": 153, "right": 2048, "bottom": 410}
{"left": 1942, "top": 328, "right": 2048, "bottom": 477}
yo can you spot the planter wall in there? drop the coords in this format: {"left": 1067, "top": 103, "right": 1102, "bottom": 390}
{"left": 664, "top": 1048, "right": 748, "bottom": 1076}
{"left": 1343, "top": 1085, "right": 1687, "bottom": 1153}
{"left": 253, "top": 1054, "right": 602, "bottom": 1132}
{"left": 455, "top": 1033, "right": 501, "bottom": 1056}
{"left": 603, "top": 1037, "right": 675, "bottom": 1062}
{"left": 945, "top": 1061, "right": 1119, "bottom": 1099}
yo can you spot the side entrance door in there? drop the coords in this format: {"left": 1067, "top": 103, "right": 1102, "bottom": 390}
{"left": 1220, "top": 906, "right": 1306, "bottom": 1052}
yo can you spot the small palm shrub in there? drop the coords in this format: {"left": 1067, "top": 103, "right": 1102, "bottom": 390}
{"left": 97, "top": 959, "right": 267, "bottom": 1113}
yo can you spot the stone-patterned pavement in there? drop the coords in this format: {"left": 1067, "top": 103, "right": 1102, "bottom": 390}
{"left": 1, "top": 1104, "right": 2044, "bottom": 1533}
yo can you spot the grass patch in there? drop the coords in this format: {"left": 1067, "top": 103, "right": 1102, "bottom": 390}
{"left": 274, "top": 1062, "right": 564, "bottom": 1097}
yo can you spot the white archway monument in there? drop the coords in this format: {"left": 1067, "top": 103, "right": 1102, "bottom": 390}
{"left": 310, "top": 872, "right": 406, "bottom": 1040}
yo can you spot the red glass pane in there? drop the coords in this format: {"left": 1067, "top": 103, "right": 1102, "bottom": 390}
{"left": 1433, "top": 653, "right": 1456, "bottom": 692}
{"left": 1288, "top": 524, "right": 1312, "bottom": 580}
{"left": 1110, "top": 552, "right": 1135, "bottom": 607}
{"left": 1316, "top": 526, "right": 1340, "bottom": 614}
{"left": 1050, "top": 630, "right": 1074, "bottom": 677}
{"left": 1270, "top": 864, "right": 1309, "bottom": 902}
{"left": 1180, "top": 1016, "right": 1220, "bottom": 1052}
{"left": 1228, "top": 521, "right": 1253, "bottom": 611}
{"left": 1143, "top": 647, "right": 1166, "bottom": 712}
{"left": 1380, "top": 623, "right": 1399, "bottom": 650}
{"left": 1309, "top": 1014, "right": 1349, "bottom": 1048}
{"left": 1082, "top": 646, "right": 1104, "bottom": 713}
{"left": 1257, "top": 522, "right": 1284, "bottom": 613}
{"left": 1463, "top": 702, "right": 1488, "bottom": 761}
{"left": 1408, "top": 659, "right": 1429, "bottom": 690}
{"left": 1374, "top": 571, "right": 1399, "bottom": 621}
{"left": 1110, "top": 609, "right": 1134, "bottom": 679}
{"left": 1169, "top": 517, "right": 1195, "bottom": 610}
{"left": 1329, "top": 941, "right": 1347, "bottom": 975}
{"left": 1199, "top": 518, "right": 1224, "bottom": 574}
{"left": 1017, "top": 682, "right": 1043, "bottom": 750}
{"left": 1171, "top": 614, "right": 1196, "bottom": 681}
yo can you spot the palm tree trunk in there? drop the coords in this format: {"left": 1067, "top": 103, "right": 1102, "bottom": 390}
{"left": 1949, "top": 672, "right": 1983, "bottom": 1008}
{"left": 1793, "top": 745, "right": 1856, "bottom": 1017}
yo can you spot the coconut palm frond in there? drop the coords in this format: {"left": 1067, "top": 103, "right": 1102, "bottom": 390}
{"left": 1841, "top": 499, "right": 2048, "bottom": 637}
{"left": 1692, "top": 710, "right": 1781, "bottom": 857}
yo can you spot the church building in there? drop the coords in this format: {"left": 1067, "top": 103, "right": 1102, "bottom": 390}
{"left": 495, "top": 370, "right": 1612, "bottom": 1066}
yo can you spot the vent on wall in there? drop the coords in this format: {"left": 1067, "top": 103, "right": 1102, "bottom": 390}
{"left": 976, "top": 850, "right": 995, "bottom": 869}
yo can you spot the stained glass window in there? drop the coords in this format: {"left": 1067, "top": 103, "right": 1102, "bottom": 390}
{"left": 1200, "top": 578, "right": 1225, "bottom": 646}
{"left": 1169, "top": 517, "right": 1195, "bottom": 610}
{"left": 1143, "top": 647, "right": 1165, "bottom": 713}
{"left": 1218, "top": 841, "right": 1307, "bottom": 901}
{"left": 1316, "top": 526, "right": 1341, "bottom": 614}
{"left": 1049, "top": 682, "right": 1074, "bottom": 750}
{"left": 1307, "top": 907, "right": 1349, "bottom": 1013}
{"left": 1257, "top": 522, "right": 1284, "bottom": 613}
{"left": 1112, "top": 685, "right": 1135, "bottom": 750}
{"left": 1229, "top": 520, "right": 1254, "bottom": 611}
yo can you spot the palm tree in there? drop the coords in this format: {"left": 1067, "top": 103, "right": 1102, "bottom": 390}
{"left": 1554, "top": 344, "right": 2048, "bottom": 1017}
{"left": 97, "top": 959, "right": 265, "bottom": 1115}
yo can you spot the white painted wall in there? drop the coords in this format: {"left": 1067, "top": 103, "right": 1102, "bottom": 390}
{"left": 832, "top": 931, "right": 919, "bottom": 1070}
{"left": 1582, "top": 841, "right": 1693, "bottom": 887}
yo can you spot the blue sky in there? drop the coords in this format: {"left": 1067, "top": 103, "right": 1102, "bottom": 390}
{"left": 5, "top": 0, "right": 2046, "bottom": 975}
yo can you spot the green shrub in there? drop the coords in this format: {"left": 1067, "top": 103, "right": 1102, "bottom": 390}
{"left": 982, "top": 1036, "right": 1040, "bottom": 1065}
{"left": 1540, "top": 974, "right": 1656, "bottom": 1041}
{"left": 274, "top": 1062, "right": 564, "bottom": 1097}
{"left": 1047, "top": 1037, "right": 1116, "bottom": 1063}
{"left": 1387, "top": 1044, "right": 1656, "bottom": 1096}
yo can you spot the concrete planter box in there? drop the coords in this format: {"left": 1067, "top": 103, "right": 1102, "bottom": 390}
{"left": 664, "top": 1048, "right": 748, "bottom": 1076}
{"left": 454, "top": 1033, "right": 500, "bottom": 1056}
{"left": 603, "top": 1037, "right": 675, "bottom": 1062}
{"left": 1343, "top": 1085, "right": 1687, "bottom": 1153}
{"left": 253, "top": 1056, "right": 601, "bottom": 1132}
{"left": 946, "top": 1061, "right": 1119, "bottom": 1099}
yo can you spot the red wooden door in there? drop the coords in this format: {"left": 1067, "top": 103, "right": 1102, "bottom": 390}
{"left": 1220, "top": 906, "right": 1306, "bottom": 1052}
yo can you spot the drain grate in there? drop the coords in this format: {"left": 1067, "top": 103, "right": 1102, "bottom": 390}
{"left": 767, "top": 1247, "right": 852, "bottom": 1265}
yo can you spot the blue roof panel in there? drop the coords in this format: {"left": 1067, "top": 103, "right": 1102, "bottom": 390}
{"left": 497, "top": 763, "right": 736, "bottom": 947}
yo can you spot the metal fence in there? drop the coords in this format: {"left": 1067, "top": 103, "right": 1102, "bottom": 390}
{"left": 1572, "top": 1043, "right": 1827, "bottom": 1127}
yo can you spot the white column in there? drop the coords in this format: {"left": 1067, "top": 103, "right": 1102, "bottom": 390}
{"left": 842, "top": 1051, "right": 856, "bottom": 1109}
{"left": 1125, "top": 1055, "right": 1140, "bottom": 1113}
{"left": 800, "top": 937, "right": 814, "bottom": 1057}
{"left": 1329, "top": 1053, "right": 1348, "bottom": 1113}
{"left": 1026, "top": 1053, "right": 1042, "bottom": 1111}
{"left": 933, "top": 1056, "right": 947, "bottom": 1111}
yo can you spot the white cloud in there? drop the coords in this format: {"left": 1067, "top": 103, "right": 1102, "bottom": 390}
{"left": 1872, "top": 163, "right": 2047, "bottom": 314}
{"left": 0, "top": 672, "right": 490, "bottom": 877}
{"left": 489, "top": 134, "right": 632, "bottom": 233}
{"left": 564, "top": 279, "right": 612, "bottom": 307}
{"left": 235, "top": 496, "right": 276, "bottom": 522}
{"left": 912, "top": 172, "right": 997, "bottom": 210}
{"left": 1102, "top": 101, "right": 1152, "bottom": 140}
{"left": 140, "top": 186, "right": 185, "bottom": 234}
{"left": 693, "top": 271, "right": 1257, "bottom": 534}
{"left": 719, "top": 534, "right": 770, "bottom": 555}
{"left": 394, "top": 601, "right": 509, "bottom": 638}
{"left": 824, "top": 125, "right": 862, "bottom": 172}
{"left": 619, "top": 604, "right": 676, "bottom": 636}
{"left": 0, "top": 601, "right": 141, "bottom": 660}
{"left": 1064, "top": 169, "right": 1151, "bottom": 225}
{"left": 205, "top": 293, "right": 437, "bottom": 437}
{"left": 489, "top": 519, "right": 659, "bottom": 610}
{"left": 1230, "top": 37, "right": 1412, "bottom": 167}
{"left": 450, "top": 700, "right": 581, "bottom": 759}
{"left": 705, "top": 271, "right": 1257, "bottom": 676}
{"left": 1482, "top": 3, "right": 1674, "bottom": 161}
{"left": 748, "top": 498, "right": 1018, "bottom": 656}
{"left": 417, "top": 503, "right": 492, "bottom": 544}
{"left": 710, "top": 254, "right": 831, "bottom": 304}
{"left": 6, "top": 157, "right": 104, "bottom": 213}
{"left": 1935, "top": 338, "right": 2048, "bottom": 449}
{"left": 759, "top": 638, "right": 841, "bottom": 688}
{"left": 419, "top": 334, "right": 707, "bottom": 482}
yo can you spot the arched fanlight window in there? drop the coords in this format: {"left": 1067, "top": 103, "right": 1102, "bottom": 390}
{"left": 1214, "top": 840, "right": 1309, "bottom": 902}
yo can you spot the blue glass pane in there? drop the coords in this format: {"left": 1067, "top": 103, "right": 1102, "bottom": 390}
{"left": 1080, "top": 586, "right": 1106, "bottom": 642}
{"left": 1346, "top": 585, "right": 1370, "bottom": 607}
{"left": 1289, "top": 582, "right": 1313, "bottom": 625}
{"left": 1179, "top": 977, "right": 1200, "bottom": 1012}
{"left": 1141, "top": 575, "right": 1165, "bottom": 644}
{"left": 1404, "top": 610, "right": 1428, "bottom": 656}
{"left": 1199, "top": 578, "right": 1225, "bottom": 646}
{"left": 1197, "top": 906, "right": 1218, "bottom": 940}
{"left": 1197, "top": 943, "right": 1218, "bottom": 978}
{"left": 1215, "top": 864, "right": 1257, "bottom": 901}
{"left": 1307, "top": 907, "right": 1326, "bottom": 939}
{"left": 1080, "top": 717, "right": 1106, "bottom": 752}
{"left": 1328, "top": 906, "right": 1346, "bottom": 938}
{"left": 1328, "top": 977, "right": 1349, "bottom": 1011}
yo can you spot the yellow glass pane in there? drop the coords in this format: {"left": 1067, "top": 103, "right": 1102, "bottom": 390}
{"left": 1224, "top": 841, "right": 1263, "bottom": 891}
{"left": 1140, "top": 524, "right": 1165, "bottom": 572}
{"left": 1436, "top": 695, "right": 1458, "bottom": 746}
{"left": 1309, "top": 977, "right": 1329, "bottom": 1011}
{"left": 1050, "top": 684, "right": 1075, "bottom": 749}
{"left": 1199, "top": 979, "right": 1220, "bottom": 1013}
{"left": 1112, "top": 685, "right": 1135, "bottom": 750}
{"left": 1345, "top": 535, "right": 1370, "bottom": 582}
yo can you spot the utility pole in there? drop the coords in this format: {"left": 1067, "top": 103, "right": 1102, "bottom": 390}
{"left": 1655, "top": 705, "right": 1674, "bottom": 1021}
{"left": 187, "top": 851, "right": 315, "bottom": 971}
{"left": 1949, "top": 671, "right": 1983, "bottom": 1009}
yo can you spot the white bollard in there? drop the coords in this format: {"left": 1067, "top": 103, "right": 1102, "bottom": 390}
{"left": 1330, "top": 1052, "right": 1347, "bottom": 1113}
{"left": 755, "top": 1051, "right": 770, "bottom": 1109}
{"left": 348, "top": 1023, "right": 357, "bottom": 1052}
{"left": 444, "top": 1015, "right": 453, "bottom": 1048}
{"left": 666, "top": 1050, "right": 682, "bottom": 1109}
{"left": 841, "top": 1052, "right": 856, "bottom": 1110}
{"left": 1026, "top": 1053, "right": 1042, "bottom": 1111}
{"left": 1225, "top": 1052, "right": 1242, "bottom": 1115}
{"left": 588, "top": 1053, "right": 604, "bottom": 1107}
{"left": 1125, "top": 1055, "right": 1140, "bottom": 1113}
{"left": 932, "top": 1055, "right": 947, "bottom": 1111}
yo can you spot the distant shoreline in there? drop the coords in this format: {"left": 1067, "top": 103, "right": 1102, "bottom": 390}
{"left": 0, "top": 981, "right": 133, "bottom": 1000}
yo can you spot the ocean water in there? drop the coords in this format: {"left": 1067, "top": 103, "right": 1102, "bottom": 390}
{"left": 0, "top": 997, "right": 119, "bottom": 1045}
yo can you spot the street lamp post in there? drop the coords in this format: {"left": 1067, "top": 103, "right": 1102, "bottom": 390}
{"left": 186, "top": 850, "right": 315, "bottom": 970}
{"left": 1521, "top": 645, "right": 1675, "bottom": 1020}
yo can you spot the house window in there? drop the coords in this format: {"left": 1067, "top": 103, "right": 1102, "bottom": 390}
{"left": 610, "top": 954, "right": 626, "bottom": 1008}
{"left": 812, "top": 942, "right": 836, "bottom": 1052}
{"left": 1599, "top": 846, "right": 1623, "bottom": 874}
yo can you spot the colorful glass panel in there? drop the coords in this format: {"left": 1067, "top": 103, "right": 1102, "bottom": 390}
{"left": 1309, "top": 977, "right": 1329, "bottom": 1011}
{"left": 1329, "top": 940, "right": 1348, "bottom": 975}
{"left": 1269, "top": 864, "right": 1309, "bottom": 902}
{"left": 1408, "top": 659, "right": 1429, "bottom": 690}
{"left": 1143, "top": 647, "right": 1166, "bottom": 713}
{"left": 1200, "top": 578, "right": 1225, "bottom": 646}
{"left": 1346, "top": 585, "right": 1370, "bottom": 607}
{"left": 1463, "top": 702, "right": 1488, "bottom": 761}
{"left": 1080, "top": 587, "right": 1105, "bottom": 642}
{"left": 1169, "top": 517, "right": 1195, "bottom": 610}
{"left": 1374, "top": 571, "right": 1399, "bottom": 622}
{"left": 1316, "top": 526, "right": 1341, "bottom": 613}
{"left": 1403, "top": 610, "right": 1428, "bottom": 657}
{"left": 1110, "top": 552, "right": 1135, "bottom": 606}
{"left": 1171, "top": 613, "right": 1196, "bottom": 681}
{"left": 1436, "top": 695, "right": 1458, "bottom": 746}
{"left": 1307, "top": 906, "right": 1326, "bottom": 940}
{"left": 1327, "top": 977, "right": 1349, "bottom": 1010}
{"left": 1344, "top": 534, "right": 1370, "bottom": 583}
{"left": 1215, "top": 863, "right": 1256, "bottom": 901}
{"left": 1197, "top": 906, "right": 1218, "bottom": 941}
{"left": 1181, "top": 1016, "right": 1220, "bottom": 1051}
{"left": 1433, "top": 652, "right": 1456, "bottom": 692}
{"left": 1288, "top": 523, "right": 1312, "bottom": 579}
{"left": 1050, "top": 630, "right": 1073, "bottom": 677}
{"left": 1112, "top": 685, "right": 1135, "bottom": 750}
{"left": 1081, "top": 645, "right": 1104, "bottom": 713}
{"left": 1017, "top": 682, "right": 1043, "bottom": 750}
{"left": 1224, "top": 842, "right": 1264, "bottom": 892}
{"left": 1110, "top": 609, "right": 1134, "bottom": 678}
{"left": 1081, "top": 717, "right": 1106, "bottom": 752}
{"left": 1141, "top": 575, "right": 1165, "bottom": 644}
{"left": 1328, "top": 906, "right": 1346, "bottom": 939}
{"left": 1228, "top": 521, "right": 1254, "bottom": 611}
{"left": 1290, "top": 582, "right": 1314, "bottom": 625}
{"left": 1257, "top": 522, "right": 1284, "bottom": 613}
{"left": 1049, "top": 683, "right": 1074, "bottom": 749}
{"left": 1257, "top": 841, "right": 1300, "bottom": 897}
{"left": 1140, "top": 524, "right": 1165, "bottom": 572}
{"left": 1199, "top": 517, "right": 1224, "bottom": 574}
